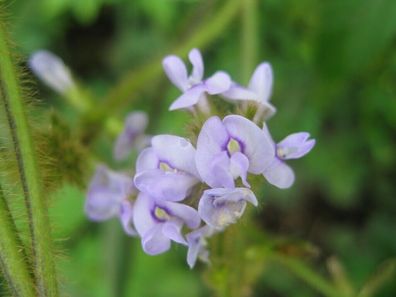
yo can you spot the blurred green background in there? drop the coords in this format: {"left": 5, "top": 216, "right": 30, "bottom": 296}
{"left": 4, "top": 0, "right": 396, "bottom": 296}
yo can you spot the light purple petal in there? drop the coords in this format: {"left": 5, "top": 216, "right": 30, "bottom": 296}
{"left": 134, "top": 169, "right": 198, "bottom": 201}
{"left": 151, "top": 135, "right": 199, "bottom": 177}
{"left": 162, "top": 221, "right": 187, "bottom": 245}
{"left": 229, "top": 152, "right": 250, "bottom": 187}
{"left": 277, "top": 132, "right": 316, "bottom": 160}
{"left": 29, "top": 50, "right": 74, "bottom": 94}
{"left": 169, "top": 84, "right": 206, "bottom": 110}
{"left": 186, "top": 226, "right": 213, "bottom": 268}
{"left": 188, "top": 48, "right": 204, "bottom": 82}
{"left": 221, "top": 83, "right": 258, "bottom": 101}
{"left": 263, "top": 159, "right": 295, "bottom": 189}
{"left": 248, "top": 62, "right": 273, "bottom": 103}
{"left": 198, "top": 188, "right": 257, "bottom": 229}
{"left": 223, "top": 115, "right": 275, "bottom": 174}
{"left": 136, "top": 148, "right": 159, "bottom": 173}
{"left": 208, "top": 152, "right": 235, "bottom": 188}
{"left": 132, "top": 193, "right": 157, "bottom": 237}
{"left": 165, "top": 201, "right": 201, "bottom": 229}
{"left": 119, "top": 200, "right": 137, "bottom": 236}
{"left": 162, "top": 55, "right": 189, "bottom": 91}
{"left": 196, "top": 116, "right": 230, "bottom": 187}
{"left": 113, "top": 112, "right": 148, "bottom": 160}
{"left": 85, "top": 166, "right": 134, "bottom": 221}
{"left": 204, "top": 71, "right": 232, "bottom": 94}
{"left": 142, "top": 225, "right": 171, "bottom": 255}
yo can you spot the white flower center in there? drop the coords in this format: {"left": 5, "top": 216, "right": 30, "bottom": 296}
{"left": 154, "top": 206, "right": 171, "bottom": 221}
{"left": 159, "top": 162, "right": 177, "bottom": 173}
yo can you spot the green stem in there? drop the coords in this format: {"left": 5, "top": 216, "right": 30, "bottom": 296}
{"left": 268, "top": 252, "right": 342, "bottom": 297}
{"left": 0, "top": 16, "right": 59, "bottom": 297}
{"left": 241, "top": 0, "right": 258, "bottom": 83}
{"left": 0, "top": 184, "right": 36, "bottom": 297}
{"left": 83, "top": 0, "right": 242, "bottom": 129}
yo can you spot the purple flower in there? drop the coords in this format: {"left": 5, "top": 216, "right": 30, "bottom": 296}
{"left": 133, "top": 193, "right": 201, "bottom": 255}
{"left": 186, "top": 225, "right": 215, "bottom": 269}
{"left": 29, "top": 50, "right": 75, "bottom": 94}
{"left": 113, "top": 111, "right": 150, "bottom": 161}
{"left": 85, "top": 165, "right": 137, "bottom": 236}
{"left": 134, "top": 135, "right": 201, "bottom": 201}
{"left": 198, "top": 188, "right": 258, "bottom": 230}
{"left": 262, "top": 125, "right": 316, "bottom": 189}
{"left": 223, "top": 62, "right": 276, "bottom": 121}
{"left": 162, "top": 48, "right": 232, "bottom": 111}
{"left": 195, "top": 115, "right": 275, "bottom": 188}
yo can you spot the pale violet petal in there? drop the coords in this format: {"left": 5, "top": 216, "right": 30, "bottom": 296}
{"left": 169, "top": 84, "right": 206, "bottom": 110}
{"left": 132, "top": 193, "right": 157, "bottom": 237}
{"left": 204, "top": 71, "right": 232, "bottom": 94}
{"left": 162, "top": 55, "right": 189, "bottom": 91}
{"left": 277, "top": 133, "right": 316, "bottom": 160}
{"left": 229, "top": 152, "right": 250, "bottom": 187}
{"left": 263, "top": 159, "right": 295, "bottom": 189}
{"left": 222, "top": 83, "right": 258, "bottom": 101}
{"left": 119, "top": 200, "right": 137, "bottom": 236}
{"left": 29, "top": 50, "right": 74, "bottom": 94}
{"left": 195, "top": 116, "right": 230, "bottom": 187}
{"left": 142, "top": 225, "right": 171, "bottom": 255}
{"left": 113, "top": 111, "right": 148, "bottom": 160}
{"left": 198, "top": 188, "right": 257, "bottom": 229}
{"left": 151, "top": 134, "right": 199, "bottom": 177}
{"left": 136, "top": 147, "right": 159, "bottom": 173}
{"left": 248, "top": 62, "right": 273, "bottom": 103}
{"left": 162, "top": 221, "right": 187, "bottom": 245}
{"left": 223, "top": 115, "right": 275, "bottom": 174}
{"left": 188, "top": 48, "right": 204, "bottom": 82}
{"left": 165, "top": 201, "right": 201, "bottom": 229}
{"left": 134, "top": 169, "right": 198, "bottom": 201}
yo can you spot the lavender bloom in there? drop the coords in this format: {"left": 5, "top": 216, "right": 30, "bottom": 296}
{"left": 113, "top": 111, "right": 150, "bottom": 161}
{"left": 162, "top": 48, "right": 232, "bottom": 111}
{"left": 223, "top": 63, "right": 276, "bottom": 121}
{"left": 198, "top": 188, "right": 258, "bottom": 230}
{"left": 133, "top": 193, "right": 201, "bottom": 255}
{"left": 186, "top": 225, "right": 215, "bottom": 269}
{"left": 29, "top": 50, "right": 75, "bottom": 94}
{"left": 195, "top": 115, "right": 274, "bottom": 188}
{"left": 85, "top": 165, "right": 137, "bottom": 236}
{"left": 134, "top": 135, "right": 201, "bottom": 201}
{"left": 262, "top": 125, "right": 316, "bottom": 189}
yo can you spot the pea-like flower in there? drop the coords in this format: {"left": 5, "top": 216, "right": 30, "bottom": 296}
{"left": 262, "top": 125, "right": 316, "bottom": 189}
{"left": 85, "top": 166, "right": 137, "bottom": 236}
{"left": 195, "top": 115, "right": 274, "bottom": 188}
{"left": 162, "top": 48, "right": 232, "bottom": 111}
{"left": 186, "top": 225, "right": 215, "bottom": 269}
{"left": 223, "top": 62, "right": 276, "bottom": 121}
{"left": 113, "top": 111, "right": 150, "bottom": 161}
{"left": 133, "top": 193, "right": 201, "bottom": 255}
{"left": 134, "top": 135, "right": 201, "bottom": 201}
{"left": 29, "top": 50, "right": 75, "bottom": 94}
{"left": 198, "top": 188, "right": 258, "bottom": 230}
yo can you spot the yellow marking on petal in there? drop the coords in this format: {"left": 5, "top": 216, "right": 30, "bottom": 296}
{"left": 154, "top": 207, "right": 171, "bottom": 221}
{"left": 159, "top": 162, "right": 177, "bottom": 173}
{"left": 227, "top": 138, "right": 241, "bottom": 154}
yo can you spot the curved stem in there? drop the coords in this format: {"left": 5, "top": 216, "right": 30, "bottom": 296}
{"left": 0, "top": 16, "right": 59, "bottom": 297}
{"left": 267, "top": 252, "right": 342, "bottom": 297}
{"left": 82, "top": 0, "right": 242, "bottom": 131}
{"left": 0, "top": 184, "right": 36, "bottom": 297}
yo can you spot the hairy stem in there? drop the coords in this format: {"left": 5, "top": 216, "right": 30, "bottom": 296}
{"left": 0, "top": 16, "right": 59, "bottom": 297}
{"left": 0, "top": 184, "right": 36, "bottom": 297}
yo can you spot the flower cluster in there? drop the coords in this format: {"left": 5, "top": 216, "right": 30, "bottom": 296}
{"left": 84, "top": 49, "right": 315, "bottom": 268}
